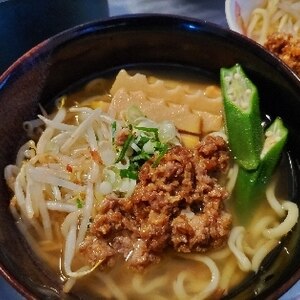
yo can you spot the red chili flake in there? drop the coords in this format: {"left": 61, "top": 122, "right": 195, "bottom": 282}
{"left": 66, "top": 164, "right": 73, "bottom": 172}
{"left": 90, "top": 150, "right": 102, "bottom": 164}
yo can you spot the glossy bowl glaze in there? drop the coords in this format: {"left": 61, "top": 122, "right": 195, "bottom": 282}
{"left": 0, "top": 15, "right": 300, "bottom": 299}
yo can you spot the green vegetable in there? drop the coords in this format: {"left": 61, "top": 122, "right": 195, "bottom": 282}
{"left": 135, "top": 126, "right": 159, "bottom": 140}
{"left": 136, "top": 135, "right": 150, "bottom": 148}
{"left": 115, "top": 134, "right": 134, "bottom": 163}
{"left": 111, "top": 121, "right": 117, "bottom": 143}
{"left": 132, "top": 151, "right": 151, "bottom": 162}
{"left": 120, "top": 167, "right": 138, "bottom": 180}
{"left": 220, "top": 64, "right": 264, "bottom": 170}
{"left": 152, "top": 143, "right": 169, "bottom": 167}
{"left": 76, "top": 198, "right": 83, "bottom": 209}
{"left": 233, "top": 117, "right": 288, "bottom": 224}
{"left": 113, "top": 116, "right": 174, "bottom": 186}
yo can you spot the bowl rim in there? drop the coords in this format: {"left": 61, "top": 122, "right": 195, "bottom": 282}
{"left": 1, "top": 13, "right": 300, "bottom": 86}
{"left": 0, "top": 13, "right": 300, "bottom": 299}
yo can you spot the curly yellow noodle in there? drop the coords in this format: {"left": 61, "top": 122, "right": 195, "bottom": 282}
{"left": 173, "top": 271, "right": 190, "bottom": 300}
{"left": 278, "top": 13, "right": 289, "bottom": 31}
{"left": 174, "top": 255, "right": 220, "bottom": 300}
{"left": 247, "top": 14, "right": 261, "bottom": 39}
{"left": 252, "top": 8, "right": 271, "bottom": 44}
{"left": 264, "top": 201, "right": 299, "bottom": 239}
{"left": 252, "top": 215, "right": 279, "bottom": 239}
{"left": 251, "top": 239, "right": 279, "bottom": 272}
{"left": 226, "top": 163, "right": 239, "bottom": 194}
{"left": 266, "top": 178, "right": 286, "bottom": 217}
{"left": 247, "top": 0, "right": 300, "bottom": 44}
{"left": 228, "top": 226, "right": 252, "bottom": 272}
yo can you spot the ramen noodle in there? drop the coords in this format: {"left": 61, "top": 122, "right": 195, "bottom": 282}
{"left": 246, "top": 0, "right": 300, "bottom": 44}
{"left": 4, "top": 69, "right": 299, "bottom": 299}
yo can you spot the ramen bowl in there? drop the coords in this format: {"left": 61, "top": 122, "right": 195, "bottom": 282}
{"left": 0, "top": 15, "right": 300, "bottom": 299}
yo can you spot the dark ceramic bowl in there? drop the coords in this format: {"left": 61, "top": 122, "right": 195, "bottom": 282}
{"left": 0, "top": 15, "right": 300, "bottom": 300}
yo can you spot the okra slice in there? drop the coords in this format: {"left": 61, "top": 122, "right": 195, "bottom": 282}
{"left": 221, "top": 64, "right": 264, "bottom": 170}
{"left": 234, "top": 118, "right": 288, "bottom": 224}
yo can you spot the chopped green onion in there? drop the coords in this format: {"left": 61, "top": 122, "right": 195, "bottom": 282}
{"left": 136, "top": 135, "right": 150, "bottom": 148}
{"left": 119, "top": 162, "right": 139, "bottom": 180}
{"left": 120, "top": 168, "right": 138, "bottom": 180}
{"left": 135, "top": 126, "right": 159, "bottom": 140}
{"left": 143, "top": 140, "right": 155, "bottom": 154}
{"left": 76, "top": 198, "right": 83, "bottom": 209}
{"left": 111, "top": 121, "right": 117, "bottom": 143}
{"left": 131, "top": 142, "right": 141, "bottom": 152}
{"left": 115, "top": 134, "right": 134, "bottom": 163}
{"left": 132, "top": 151, "right": 151, "bottom": 162}
{"left": 153, "top": 143, "right": 169, "bottom": 167}
{"left": 155, "top": 141, "right": 167, "bottom": 151}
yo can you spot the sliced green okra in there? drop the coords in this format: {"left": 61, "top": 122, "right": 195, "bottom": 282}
{"left": 221, "top": 64, "right": 264, "bottom": 170}
{"left": 233, "top": 117, "right": 288, "bottom": 224}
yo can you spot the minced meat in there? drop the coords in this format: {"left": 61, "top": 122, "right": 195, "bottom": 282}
{"left": 80, "top": 135, "right": 232, "bottom": 271}
{"left": 264, "top": 32, "right": 300, "bottom": 77}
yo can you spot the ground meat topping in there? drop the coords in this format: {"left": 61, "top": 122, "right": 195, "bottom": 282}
{"left": 80, "top": 135, "right": 232, "bottom": 271}
{"left": 264, "top": 32, "right": 300, "bottom": 77}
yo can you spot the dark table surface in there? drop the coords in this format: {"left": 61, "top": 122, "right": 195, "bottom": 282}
{"left": 0, "top": 0, "right": 299, "bottom": 299}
